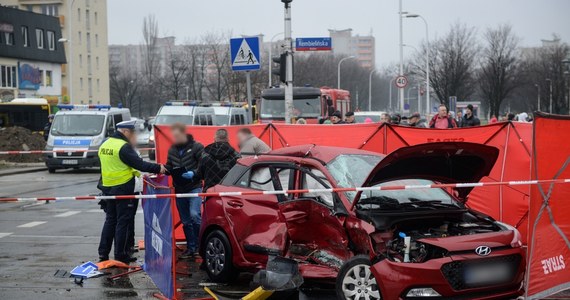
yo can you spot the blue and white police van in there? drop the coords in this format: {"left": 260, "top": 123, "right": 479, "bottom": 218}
{"left": 44, "top": 105, "right": 131, "bottom": 173}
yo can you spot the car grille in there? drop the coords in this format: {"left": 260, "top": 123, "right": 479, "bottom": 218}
{"left": 441, "top": 254, "right": 521, "bottom": 291}
{"left": 54, "top": 151, "right": 85, "bottom": 158}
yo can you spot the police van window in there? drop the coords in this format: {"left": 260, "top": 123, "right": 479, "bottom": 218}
{"left": 105, "top": 116, "right": 114, "bottom": 135}
{"left": 300, "top": 169, "right": 333, "bottom": 207}
{"left": 113, "top": 114, "right": 123, "bottom": 126}
{"left": 195, "top": 114, "right": 213, "bottom": 126}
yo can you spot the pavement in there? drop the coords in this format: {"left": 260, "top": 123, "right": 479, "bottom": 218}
{"left": 0, "top": 166, "right": 568, "bottom": 300}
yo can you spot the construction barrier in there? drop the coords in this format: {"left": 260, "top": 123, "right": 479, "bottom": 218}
{"left": 154, "top": 122, "right": 533, "bottom": 242}
{"left": 526, "top": 113, "right": 570, "bottom": 298}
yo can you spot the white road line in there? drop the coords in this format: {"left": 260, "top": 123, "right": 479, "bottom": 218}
{"left": 0, "top": 233, "right": 13, "bottom": 239}
{"left": 86, "top": 209, "right": 103, "bottom": 213}
{"left": 54, "top": 211, "right": 81, "bottom": 218}
{"left": 17, "top": 221, "right": 46, "bottom": 228}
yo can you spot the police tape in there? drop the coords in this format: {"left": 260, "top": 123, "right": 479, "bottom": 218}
{"left": 0, "top": 148, "right": 155, "bottom": 155}
{"left": 0, "top": 178, "right": 569, "bottom": 203}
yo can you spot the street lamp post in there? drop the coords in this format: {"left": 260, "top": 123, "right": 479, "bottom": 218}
{"left": 337, "top": 56, "right": 355, "bottom": 89}
{"left": 268, "top": 32, "right": 284, "bottom": 87}
{"left": 389, "top": 77, "right": 395, "bottom": 111}
{"left": 546, "top": 78, "right": 553, "bottom": 114}
{"left": 281, "top": 0, "right": 294, "bottom": 124}
{"left": 405, "top": 13, "right": 430, "bottom": 115}
{"left": 398, "top": 0, "right": 406, "bottom": 112}
{"left": 368, "top": 69, "right": 375, "bottom": 111}
{"left": 534, "top": 83, "right": 541, "bottom": 111}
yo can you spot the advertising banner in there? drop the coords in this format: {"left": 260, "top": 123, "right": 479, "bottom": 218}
{"left": 143, "top": 176, "right": 175, "bottom": 299}
{"left": 18, "top": 63, "right": 41, "bottom": 90}
{"left": 526, "top": 113, "right": 570, "bottom": 298}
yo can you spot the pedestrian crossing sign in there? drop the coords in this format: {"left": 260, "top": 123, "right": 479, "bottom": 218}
{"left": 230, "top": 37, "right": 261, "bottom": 71}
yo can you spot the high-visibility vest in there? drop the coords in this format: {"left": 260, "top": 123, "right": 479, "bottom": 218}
{"left": 99, "top": 137, "right": 138, "bottom": 187}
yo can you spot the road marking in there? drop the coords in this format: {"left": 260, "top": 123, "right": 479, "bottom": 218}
{"left": 86, "top": 209, "right": 103, "bottom": 213}
{"left": 54, "top": 211, "right": 81, "bottom": 218}
{"left": 17, "top": 221, "right": 46, "bottom": 228}
{"left": 0, "top": 233, "right": 13, "bottom": 239}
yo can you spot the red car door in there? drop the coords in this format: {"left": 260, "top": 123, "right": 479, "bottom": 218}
{"left": 279, "top": 166, "right": 351, "bottom": 268}
{"left": 220, "top": 164, "right": 291, "bottom": 264}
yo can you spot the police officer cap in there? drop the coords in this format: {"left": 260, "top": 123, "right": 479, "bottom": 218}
{"left": 116, "top": 120, "right": 136, "bottom": 129}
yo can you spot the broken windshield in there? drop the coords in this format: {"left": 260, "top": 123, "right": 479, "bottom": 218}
{"left": 326, "top": 154, "right": 382, "bottom": 202}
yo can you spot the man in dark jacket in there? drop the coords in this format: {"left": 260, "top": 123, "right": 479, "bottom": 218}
{"left": 165, "top": 123, "right": 204, "bottom": 259}
{"left": 198, "top": 129, "right": 240, "bottom": 190}
{"left": 43, "top": 114, "right": 54, "bottom": 141}
{"left": 461, "top": 104, "right": 481, "bottom": 127}
{"left": 98, "top": 120, "right": 165, "bottom": 263}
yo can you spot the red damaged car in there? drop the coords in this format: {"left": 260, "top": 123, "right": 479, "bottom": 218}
{"left": 199, "top": 142, "right": 525, "bottom": 299}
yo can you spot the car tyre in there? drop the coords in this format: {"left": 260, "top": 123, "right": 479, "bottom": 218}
{"left": 48, "top": 168, "right": 56, "bottom": 174}
{"left": 204, "top": 230, "right": 238, "bottom": 283}
{"left": 336, "top": 255, "right": 382, "bottom": 300}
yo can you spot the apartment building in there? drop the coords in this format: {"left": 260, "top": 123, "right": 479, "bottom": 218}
{"left": 328, "top": 28, "right": 375, "bottom": 69}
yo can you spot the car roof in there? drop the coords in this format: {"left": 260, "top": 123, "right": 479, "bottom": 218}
{"left": 238, "top": 144, "right": 383, "bottom": 166}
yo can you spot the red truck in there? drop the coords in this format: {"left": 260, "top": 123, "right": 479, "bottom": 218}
{"left": 259, "top": 86, "right": 351, "bottom": 123}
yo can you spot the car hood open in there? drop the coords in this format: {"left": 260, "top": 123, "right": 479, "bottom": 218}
{"left": 358, "top": 142, "right": 499, "bottom": 201}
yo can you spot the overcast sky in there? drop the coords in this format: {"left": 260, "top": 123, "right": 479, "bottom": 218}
{"left": 108, "top": 0, "right": 570, "bottom": 67}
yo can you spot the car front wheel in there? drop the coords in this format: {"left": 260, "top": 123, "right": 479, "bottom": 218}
{"left": 336, "top": 255, "right": 382, "bottom": 300}
{"left": 204, "top": 230, "right": 238, "bottom": 282}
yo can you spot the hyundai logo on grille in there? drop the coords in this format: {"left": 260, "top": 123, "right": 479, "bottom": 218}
{"left": 475, "top": 246, "right": 492, "bottom": 256}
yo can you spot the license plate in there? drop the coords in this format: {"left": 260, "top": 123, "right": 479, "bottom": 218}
{"left": 464, "top": 263, "right": 511, "bottom": 285}
{"left": 62, "top": 159, "right": 78, "bottom": 165}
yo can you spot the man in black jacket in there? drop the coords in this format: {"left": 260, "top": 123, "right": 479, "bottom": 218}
{"left": 165, "top": 123, "right": 204, "bottom": 258}
{"left": 98, "top": 120, "right": 165, "bottom": 263}
{"left": 461, "top": 104, "right": 481, "bottom": 127}
{"left": 198, "top": 129, "right": 240, "bottom": 191}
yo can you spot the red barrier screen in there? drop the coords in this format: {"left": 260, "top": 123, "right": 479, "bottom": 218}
{"left": 526, "top": 113, "right": 570, "bottom": 298}
{"left": 154, "top": 122, "right": 532, "bottom": 241}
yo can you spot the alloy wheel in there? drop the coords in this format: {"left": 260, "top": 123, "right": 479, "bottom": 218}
{"left": 341, "top": 264, "right": 381, "bottom": 300}
{"left": 205, "top": 237, "right": 226, "bottom": 276}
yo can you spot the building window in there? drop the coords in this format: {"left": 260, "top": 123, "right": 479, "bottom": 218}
{"left": 36, "top": 28, "right": 44, "bottom": 49}
{"left": 47, "top": 31, "right": 55, "bottom": 50}
{"left": 87, "top": 55, "right": 92, "bottom": 74}
{"left": 79, "top": 54, "right": 83, "bottom": 68}
{"left": 39, "top": 70, "right": 44, "bottom": 86}
{"left": 26, "top": 5, "right": 33, "bottom": 12}
{"left": 86, "top": 32, "right": 91, "bottom": 52}
{"left": 78, "top": 31, "right": 82, "bottom": 45}
{"left": 95, "top": 34, "right": 98, "bottom": 47}
{"left": 96, "top": 57, "right": 99, "bottom": 69}
{"left": 97, "top": 79, "right": 100, "bottom": 92}
{"left": 4, "top": 32, "right": 14, "bottom": 46}
{"left": 88, "top": 78, "right": 93, "bottom": 97}
{"left": 77, "top": 8, "right": 81, "bottom": 22}
{"left": 21, "top": 26, "right": 29, "bottom": 47}
{"left": 41, "top": 4, "right": 58, "bottom": 16}
{"left": 85, "top": 9, "right": 90, "bottom": 30}
{"left": 80, "top": 77, "right": 83, "bottom": 90}
{"left": 0, "top": 66, "right": 17, "bottom": 88}
{"left": 45, "top": 70, "right": 53, "bottom": 87}
{"left": 94, "top": 12, "right": 98, "bottom": 25}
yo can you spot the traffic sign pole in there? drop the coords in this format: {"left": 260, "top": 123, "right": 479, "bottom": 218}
{"left": 283, "top": 0, "right": 294, "bottom": 124}
{"left": 246, "top": 71, "right": 253, "bottom": 122}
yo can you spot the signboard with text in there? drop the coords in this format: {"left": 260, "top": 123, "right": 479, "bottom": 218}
{"left": 295, "top": 37, "right": 332, "bottom": 51}
{"left": 18, "top": 63, "right": 41, "bottom": 90}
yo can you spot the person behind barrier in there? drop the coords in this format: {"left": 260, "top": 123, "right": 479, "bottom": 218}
{"left": 97, "top": 120, "right": 166, "bottom": 264}
{"left": 43, "top": 114, "right": 54, "bottom": 141}
{"left": 345, "top": 111, "right": 355, "bottom": 124}
{"left": 165, "top": 123, "right": 204, "bottom": 259}
{"left": 330, "top": 110, "right": 345, "bottom": 124}
{"left": 237, "top": 127, "right": 271, "bottom": 156}
{"left": 197, "top": 129, "right": 240, "bottom": 191}
{"left": 429, "top": 104, "right": 457, "bottom": 129}
{"left": 461, "top": 104, "right": 481, "bottom": 127}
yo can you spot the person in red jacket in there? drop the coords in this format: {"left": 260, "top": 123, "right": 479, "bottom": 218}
{"left": 429, "top": 104, "right": 457, "bottom": 129}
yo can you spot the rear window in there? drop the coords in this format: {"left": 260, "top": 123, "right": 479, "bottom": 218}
{"left": 221, "top": 164, "right": 248, "bottom": 186}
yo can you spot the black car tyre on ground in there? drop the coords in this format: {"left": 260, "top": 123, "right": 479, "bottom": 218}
{"left": 204, "top": 230, "right": 238, "bottom": 282}
{"left": 336, "top": 255, "right": 382, "bottom": 300}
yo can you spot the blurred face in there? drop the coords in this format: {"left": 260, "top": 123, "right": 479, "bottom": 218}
{"left": 330, "top": 116, "right": 340, "bottom": 123}
{"left": 380, "top": 114, "right": 391, "bottom": 123}
{"left": 346, "top": 115, "right": 355, "bottom": 123}
{"left": 457, "top": 112, "right": 462, "bottom": 118}
{"left": 237, "top": 131, "right": 248, "bottom": 144}
{"left": 410, "top": 116, "right": 419, "bottom": 124}
{"left": 120, "top": 128, "right": 137, "bottom": 145}
{"left": 438, "top": 106, "right": 447, "bottom": 117}
{"left": 466, "top": 108, "right": 473, "bottom": 115}
{"left": 171, "top": 128, "right": 187, "bottom": 145}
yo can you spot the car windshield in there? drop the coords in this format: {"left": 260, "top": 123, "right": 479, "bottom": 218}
{"left": 50, "top": 115, "right": 105, "bottom": 136}
{"left": 355, "top": 115, "right": 381, "bottom": 123}
{"left": 260, "top": 97, "right": 321, "bottom": 118}
{"left": 155, "top": 115, "right": 193, "bottom": 125}
{"left": 327, "top": 154, "right": 383, "bottom": 202}
{"left": 358, "top": 179, "right": 459, "bottom": 210}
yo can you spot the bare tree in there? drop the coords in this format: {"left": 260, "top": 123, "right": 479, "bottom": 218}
{"left": 418, "top": 22, "right": 479, "bottom": 106}
{"left": 141, "top": 15, "right": 160, "bottom": 115}
{"left": 478, "top": 24, "right": 520, "bottom": 117}
{"left": 203, "top": 31, "right": 231, "bottom": 102}
{"left": 109, "top": 63, "right": 140, "bottom": 110}
{"left": 160, "top": 44, "right": 189, "bottom": 100}
{"left": 184, "top": 43, "right": 207, "bottom": 100}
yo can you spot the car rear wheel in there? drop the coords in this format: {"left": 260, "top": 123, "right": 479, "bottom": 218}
{"left": 336, "top": 255, "right": 381, "bottom": 300}
{"left": 204, "top": 230, "right": 238, "bottom": 282}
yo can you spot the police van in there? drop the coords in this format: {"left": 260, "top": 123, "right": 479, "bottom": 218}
{"left": 211, "top": 103, "right": 249, "bottom": 125}
{"left": 44, "top": 105, "right": 131, "bottom": 173}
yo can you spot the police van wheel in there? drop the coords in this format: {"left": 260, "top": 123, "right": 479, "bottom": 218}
{"left": 48, "top": 168, "right": 56, "bottom": 174}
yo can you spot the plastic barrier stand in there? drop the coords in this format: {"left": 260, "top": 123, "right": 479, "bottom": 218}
{"left": 526, "top": 113, "right": 570, "bottom": 299}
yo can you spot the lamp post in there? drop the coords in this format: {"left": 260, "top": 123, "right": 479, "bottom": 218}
{"left": 368, "top": 69, "right": 375, "bottom": 111}
{"left": 389, "top": 77, "right": 396, "bottom": 111}
{"left": 534, "top": 83, "right": 541, "bottom": 111}
{"left": 405, "top": 13, "right": 430, "bottom": 115}
{"left": 546, "top": 78, "right": 553, "bottom": 114}
{"left": 338, "top": 56, "right": 355, "bottom": 89}
{"left": 268, "top": 32, "right": 284, "bottom": 87}
{"left": 184, "top": 85, "right": 189, "bottom": 101}
{"left": 398, "top": 0, "right": 406, "bottom": 113}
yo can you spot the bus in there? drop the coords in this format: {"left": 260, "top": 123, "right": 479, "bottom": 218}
{"left": 0, "top": 98, "right": 51, "bottom": 131}
{"left": 259, "top": 86, "right": 351, "bottom": 123}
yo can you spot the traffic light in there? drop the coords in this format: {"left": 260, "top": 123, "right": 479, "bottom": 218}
{"left": 272, "top": 53, "right": 287, "bottom": 83}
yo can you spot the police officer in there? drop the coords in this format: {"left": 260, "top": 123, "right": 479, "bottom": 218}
{"left": 97, "top": 120, "right": 166, "bottom": 263}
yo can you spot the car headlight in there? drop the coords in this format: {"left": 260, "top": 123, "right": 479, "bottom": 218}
{"left": 496, "top": 221, "right": 523, "bottom": 248}
{"left": 406, "top": 288, "right": 441, "bottom": 297}
{"left": 46, "top": 135, "right": 54, "bottom": 147}
{"left": 90, "top": 136, "right": 104, "bottom": 147}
